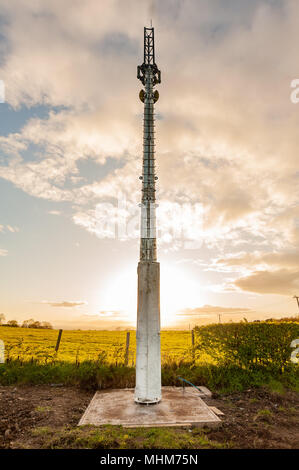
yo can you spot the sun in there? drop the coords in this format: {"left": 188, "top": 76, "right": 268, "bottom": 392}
{"left": 160, "top": 262, "right": 206, "bottom": 327}
{"left": 96, "top": 260, "right": 206, "bottom": 328}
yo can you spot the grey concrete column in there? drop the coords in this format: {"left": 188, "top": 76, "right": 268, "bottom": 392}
{"left": 135, "top": 261, "right": 161, "bottom": 403}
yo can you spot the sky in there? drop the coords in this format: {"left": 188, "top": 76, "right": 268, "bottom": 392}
{"left": 0, "top": 0, "right": 299, "bottom": 329}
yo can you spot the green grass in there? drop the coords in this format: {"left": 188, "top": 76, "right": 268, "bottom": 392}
{"left": 30, "top": 424, "right": 227, "bottom": 449}
{"left": 1, "top": 323, "right": 298, "bottom": 395}
{"left": 254, "top": 408, "right": 273, "bottom": 422}
{"left": 256, "top": 408, "right": 272, "bottom": 417}
{"left": 35, "top": 405, "right": 52, "bottom": 413}
{"left": 0, "top": 359, "right": 298, "bottom": 394}
{"left": 265, "top": 378, "right": 286, "bottom": 394}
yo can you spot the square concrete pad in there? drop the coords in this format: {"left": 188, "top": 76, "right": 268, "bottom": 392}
{"left": 78, "top": 387, "right": 221, "bottom": 428}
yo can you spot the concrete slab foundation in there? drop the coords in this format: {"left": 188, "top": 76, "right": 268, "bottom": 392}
{"left": 78, "top": 386, "right": 221, "bottom": 428}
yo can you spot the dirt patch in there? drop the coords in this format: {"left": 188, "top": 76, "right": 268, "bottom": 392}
{"left": 0, "top": 385, "right": 298, "bottom": 449}
{"left": 205, "top": 389, "right": 299, "bottom": 449}
{"left": 0, "top": 385, "right": 92, "bottom": 449}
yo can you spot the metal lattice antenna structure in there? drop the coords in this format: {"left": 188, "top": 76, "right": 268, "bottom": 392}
{"left": 135, "top": 27, "right": 162, "bottom": 404}
{"left": 137, "top": 27, "right": 161, "bottom": 262}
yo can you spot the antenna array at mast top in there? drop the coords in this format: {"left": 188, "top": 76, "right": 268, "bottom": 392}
{"left": 137, "top": 27, "right": 161, "bottom": 86}
{"left": 144, "top": 27, "right": 155, "bottom": 65}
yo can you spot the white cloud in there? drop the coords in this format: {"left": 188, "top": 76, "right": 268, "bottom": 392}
{"left": 6, "top": 225, "right": 19, "bottom": 233}
{"left": 48, "top": 210, "right": 61, "bottom": 216}
{"left": 42, "top": 300, "right": 87, "bottom": 308}
{"left": 235, "top": 269, "right": 299, "bottom": 296}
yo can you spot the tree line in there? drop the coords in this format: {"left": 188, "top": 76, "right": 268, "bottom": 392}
{"left": 0, "top": 314, "right": 53, "bottom": 329}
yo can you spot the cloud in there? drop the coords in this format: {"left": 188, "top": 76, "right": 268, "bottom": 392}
{"left": 0, "top": 225, "right": 19, "bottom": 234}
{"left": 235, "top": 269, "right": 299, "bottom": 296}
{"left": 211, "top": 250, "right": 299, "bottom": 296}
{"left": 178, "top": 305, "right": 253, "bottom": 317}
{"left": 43, "top": 300, "right": 87, "bottom": 308}
{"left": 0, "top": 0, "right": 299, "bottom": 300}
{"left": 98, "top": 310, "right": 122, "bottom": 318}
{"left": 173, "top": 304, "right": 259, "bottom": 327}
{"left": 0, "top": 248, "right": 8, "bottom": 256}
{"left": 216, "top": 250, "right": 299, "bottom": 270}
{"left": 48, "top": 210, "right": 61, "bottom": 216}
{"left": 54, "top": 312, "right": 134, "bottom": 330}
{"left": 6, "top": 225, "right": 19, "bottom": 233}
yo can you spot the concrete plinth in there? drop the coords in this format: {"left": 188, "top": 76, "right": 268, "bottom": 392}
{"left": 78, "top": 387, "right": 221, "bottom": 428}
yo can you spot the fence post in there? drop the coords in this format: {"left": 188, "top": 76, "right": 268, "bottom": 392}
{"left": 55, "top": 329, "right": 63, "bottom": 352}
{"left": 125, "top": 332, "right": 130, "bottom": 365}
{"left": 191, "top": 329, "right": 195, "bottom": 361}
{"left": 0, "top": 340, "right": 4, "bottom": 364}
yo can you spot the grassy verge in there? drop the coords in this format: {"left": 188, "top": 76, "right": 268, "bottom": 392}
{"left": 29, "top": 424, "right": 227, "bottom": 449}
{"left": 0, "top": 360, "right": 298, "bottom": 394}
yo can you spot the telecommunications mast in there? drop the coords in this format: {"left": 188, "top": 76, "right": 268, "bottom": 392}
{"left": 135, "top": 26, "right": 162, "bottom": 404}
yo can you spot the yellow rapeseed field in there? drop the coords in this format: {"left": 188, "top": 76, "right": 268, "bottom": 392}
{"left": 0, "top": 326, "right": 193, "bottom": 364}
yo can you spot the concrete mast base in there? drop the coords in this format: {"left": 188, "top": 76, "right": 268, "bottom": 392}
{"left": 135, "top": 261, "right": 161, "bottom": 404}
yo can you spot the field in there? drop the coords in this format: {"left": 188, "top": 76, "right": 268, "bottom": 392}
{"left": 0, "top": 322, "right": 298, "bottom": 394}
{"left": 0, "top": 327, "right": 192, "bottom": 364}
{"left": 0, "top": 321, "right": 298, "bottom": 449}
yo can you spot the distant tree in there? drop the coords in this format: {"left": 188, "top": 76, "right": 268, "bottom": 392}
{"left": 40, "top": 321, "right": 53, "bottom": 329}
{"left": 270, "top": 316, "right": 299, "bottom": 323}
{"left": 21, "top": 318, "right": 52, "bottom": 329}
{"left": 22, "top": 318, "right": 34, "bottom": 328}
{"left": 7, "top": 320, "right": 19, "bottom": 327}
{"left": 0, "top": 313, "right": 5, "bottom": 325}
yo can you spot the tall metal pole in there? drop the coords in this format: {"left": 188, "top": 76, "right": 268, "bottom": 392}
{"left": 135, "top": 27, "right": 162, "bottom": 404}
